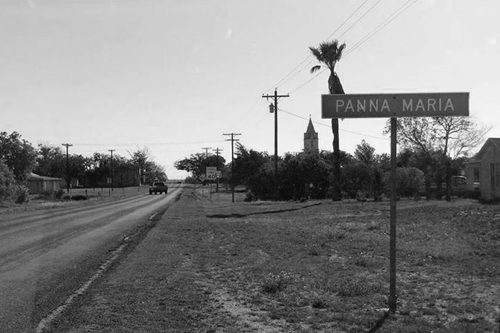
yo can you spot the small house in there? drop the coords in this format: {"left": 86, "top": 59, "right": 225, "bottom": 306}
{"left": 27, "top": 173, "right": 63, "bottom": 194}
{"left": 465, "top": 138, "right": 500, "bottom": 201}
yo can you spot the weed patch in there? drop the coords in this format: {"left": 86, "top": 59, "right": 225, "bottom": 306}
{"left": 332, "top": 276, "right": 382, "bottom": 297}
{"left": 261, "top": 271, "right": 294, "bottom": 294}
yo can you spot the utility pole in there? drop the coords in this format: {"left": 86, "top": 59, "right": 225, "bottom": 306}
{"left": 201, "top": 147, "right": 212, "bottom": 157}
{"left": 62, "top": 143, "right": 73, "bottom": 193}
{"left": 262, "top": 88, "right": 289, "bottom": 200}
{"left": 108, "top": 149, "right": 115, "bottom": 192}
{"left": 213, "top": 147, "right": 223, "bottom": 193}
{"left": 223, "top": 133, "right": 241, "bottom": 203}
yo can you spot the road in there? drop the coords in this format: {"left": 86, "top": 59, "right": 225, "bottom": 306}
{"left": 0, "top": 187, "right": 181, "bottom": 332}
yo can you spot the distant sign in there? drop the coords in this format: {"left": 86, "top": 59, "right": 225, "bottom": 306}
{"left": 322, "top": 92, "right": 469, "bottom": 118}
{"left": 206, "top": 167, "right": 218, "bottom": 180}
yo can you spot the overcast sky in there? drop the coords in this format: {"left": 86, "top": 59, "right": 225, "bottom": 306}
{"left": 1, "top": 0, "right": 498, "bottom": 178}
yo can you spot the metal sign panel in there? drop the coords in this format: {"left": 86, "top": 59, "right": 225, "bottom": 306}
{"left": 322, "top": 92, "right": 469, "bottom": 118}
{"left": 206, "top": 167, "right": 217, "bottom": 180}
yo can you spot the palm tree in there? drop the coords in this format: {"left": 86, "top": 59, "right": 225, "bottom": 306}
{"left": 310, "top": 40, "right": 346, "bottom": 201}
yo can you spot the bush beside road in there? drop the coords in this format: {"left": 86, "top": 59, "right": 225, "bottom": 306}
{"left": 52, "top": 189, "right": 500, "bottom": 332}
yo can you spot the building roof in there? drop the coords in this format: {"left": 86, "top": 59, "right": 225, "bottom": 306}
{"left": 305, "top": 117, "right": 316, "bottom": 135}
{"left": 27, "top": 172, "right": 63, "bottom": 181}
{"left": 471, "top": 138, "right": 500, "bottom": 161}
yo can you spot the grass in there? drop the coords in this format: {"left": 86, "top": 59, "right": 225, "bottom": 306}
{"left": 200, "top": 191, "right": 500, "bottom": 332}
{"left": 56, "top": 187, "right": 500, "bottom": 332}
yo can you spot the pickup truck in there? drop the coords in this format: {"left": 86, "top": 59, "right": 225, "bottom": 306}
{"left": 149, "top": 181, "right": 168, "bottom": 195}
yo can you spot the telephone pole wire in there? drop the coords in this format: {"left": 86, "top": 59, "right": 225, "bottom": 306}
{"left": 223, "top": 133, "right": 241, "bottom": 202}
{"left": 61, "top": 143, "right": 73, "bottom": 193}
{"left": 213, "top": 147, "right": 223, "bottom": 193}
{"left": 262, "top": 88, "right": 289, "bottom": 199}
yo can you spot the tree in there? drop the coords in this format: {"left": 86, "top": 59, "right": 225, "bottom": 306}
{"left": 175, "top": 153, "right": 225, "bottom": 181}
{"left": 144, "top": 161, "right": 168, "bottom": 183}
{"left": 0, "top": 159, "right": 16, "bottom": 201}
{"left": 352, "top": 140, "right": 385, "bottom": 200}
{"left": 387, "top": 117, "right": 488, "bottom": 200}
{"left": 130, "top": 148, "right": 151, "bottom": 185}
{"left": 34, "top": 144, "right": 65, "bottom": 178}
{"left": 354, "top": 139, "right": 376, "bottom": 166}
{"left": 232, "top": 144, "right": 269, "bottom": 186}
{"left": 0, "top": 131, "right": 37, "bottom": 181}
{"left": 310, "top": 40, "right": 346, "bottom": 201}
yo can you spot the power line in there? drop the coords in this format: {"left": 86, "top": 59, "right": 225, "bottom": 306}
{"left": 289, "top": 69, "right": 326, "bottom": 93}
{"left": 345, "top": 0, "right": 418, "bottom": 56}
{"left": 336, "top": 0, "right": 383, "bottom": 40}
{"left": 287, "top": 0, "right": 418, "bottom": 94}
{"left": 268, "top": 0, "right": 372, "bottom": 91}
{"left": 278, "top": 107, "right": 388, "bottom": 141}
{"left": 72, "top": 140, "right": 226, "bottom": 146}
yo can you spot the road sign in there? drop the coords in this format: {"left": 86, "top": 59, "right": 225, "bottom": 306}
{"left": 206, "top": 167, "right": 217, "bottom": 180}
{"left": 322, "top": 92, "right": 469, "bottom": 118}
{"left": 321, "top": 90, "right": 469, "bottom": 314}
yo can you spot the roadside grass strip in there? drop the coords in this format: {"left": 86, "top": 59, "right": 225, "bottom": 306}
{"left": 35, "top": 210, "right": 164, "bottom": 333}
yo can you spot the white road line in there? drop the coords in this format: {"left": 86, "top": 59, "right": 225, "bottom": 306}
{"left": 35, "top": 241, "right": 128, "bottom": 333}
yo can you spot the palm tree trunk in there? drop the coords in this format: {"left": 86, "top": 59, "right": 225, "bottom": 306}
{"left": 329, "top": 73, "right": 344, "bottom": 201}
{"left": 332, "top": 118, "right": 341, "bottom": 201}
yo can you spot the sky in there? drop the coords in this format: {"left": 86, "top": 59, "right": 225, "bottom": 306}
{"left": 1, "top": 0, "right": 499, "bottom": 179}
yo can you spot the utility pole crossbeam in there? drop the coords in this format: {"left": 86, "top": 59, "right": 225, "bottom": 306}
{"left": 213, "top": 147, "right": 223, "bottom": 193}
{"left": 201, "top": 147, "right": 212, "bottom": 157}
{"left": 223, "top": 133, "right": 241, "bottom": 203}
{"left": 108, "top": 149, "right": 115, "bottom": 192}
{"left": 262, "top": 88, "right": 289, "bottom": 200}
{"left": 62, "top": 143, "right": 73, "bottom": 193}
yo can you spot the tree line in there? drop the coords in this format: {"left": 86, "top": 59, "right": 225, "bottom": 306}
{"left": 0, "top": 131, "right": 166, "bottom": 203}
{"left": 175, "top": 116, "right": 486, "bottom": 202}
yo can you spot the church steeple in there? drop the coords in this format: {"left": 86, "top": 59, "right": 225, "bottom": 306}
{"left": 304, "top": 116, "right": 319, "bottom": 154}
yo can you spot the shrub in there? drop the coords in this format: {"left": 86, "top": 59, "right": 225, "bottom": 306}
{"left": 332, "top": 276, "right": 382, "bottom": 296}
{"left": 261, "top": 271, "right": 293, "bottom": 293}
{"left": 306, "top": 243, "right": 322, "bottom": 256}
{"left": 342, "top": 162, "right": 372, "bottom": 199}
{"left": 0, "top": 159, "right": 16, "bottom": 201}
{"left": 385, "top": 167, "right": 425, "bottom": 198}
{"left": 14, "top": 185, "right": 30, "bottom": 204}
{"left": 311, "top": 297, "right": 329, "bottom": 309}
{"left": 55, "top": 189, "right": 64, "bottom": 199}
{"left": 244, "top": 191, "right": 257, "bottom": 202}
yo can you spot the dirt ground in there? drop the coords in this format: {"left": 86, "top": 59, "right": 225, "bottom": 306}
{"left": 50, "top": 187, "right": 500, "bottom": 333}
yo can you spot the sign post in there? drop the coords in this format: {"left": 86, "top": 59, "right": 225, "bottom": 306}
{"left": 322, "top": 92, "right": 469, "bottom": 313}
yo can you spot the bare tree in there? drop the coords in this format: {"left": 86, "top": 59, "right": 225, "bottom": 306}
{"left": 387, "top": 116, "right": 489, "bottom": 200}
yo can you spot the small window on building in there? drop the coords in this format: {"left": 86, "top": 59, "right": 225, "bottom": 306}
{"left": 473, "top": 168, "right": 480, "bottom": 182}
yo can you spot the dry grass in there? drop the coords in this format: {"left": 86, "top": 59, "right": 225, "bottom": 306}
{"left": 56, "top": 187, "right": 500, "bottom": 332}
{"left": 201, "top": 190, "right": 500, "bottom": 332}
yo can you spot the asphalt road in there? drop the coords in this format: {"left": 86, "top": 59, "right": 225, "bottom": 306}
{"left": 0, "top": 187, "right": 181, "bottom": 332}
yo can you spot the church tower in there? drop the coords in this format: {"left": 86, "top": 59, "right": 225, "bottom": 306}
{"left": 304, "top": 117, "right": 319, "bottom": 154}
